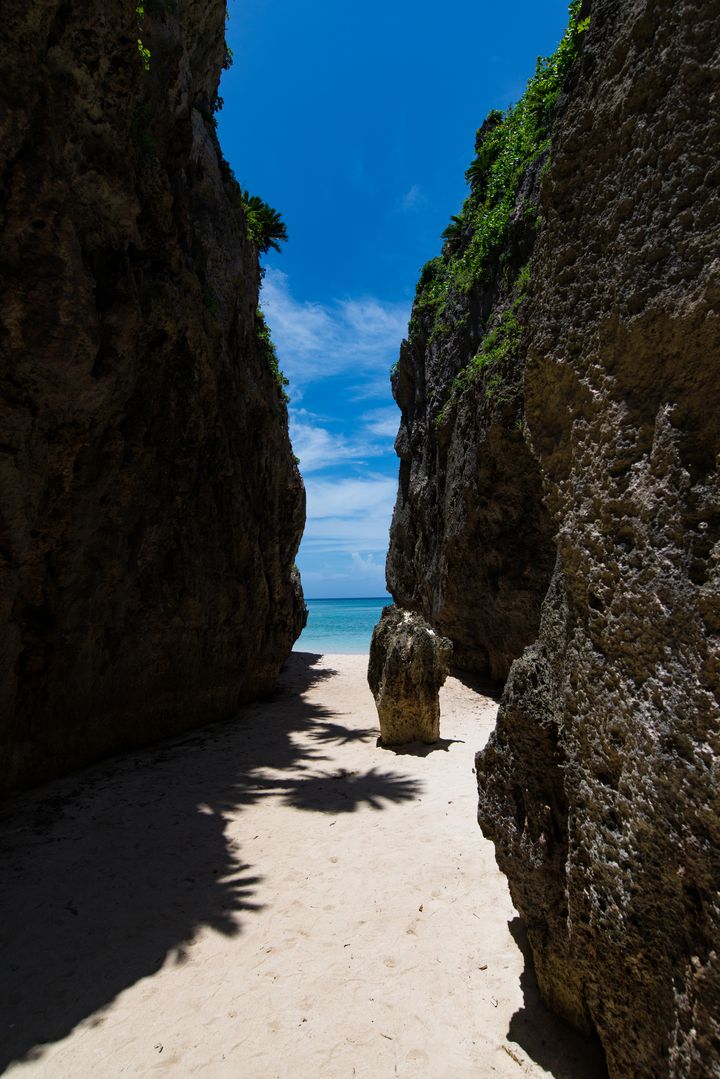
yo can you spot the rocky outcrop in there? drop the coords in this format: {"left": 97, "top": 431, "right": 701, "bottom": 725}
{"left": 0, "top": 1, "right": 305, "bottom": 794}
{"left": 475, "top": 0, "right": 720, "bottom": 1075}
{"left": 368, "top": 605, "right": 452, "bottom": 745}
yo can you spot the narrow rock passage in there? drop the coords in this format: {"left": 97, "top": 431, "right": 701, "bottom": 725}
{"left": 0, "top": 654, "right": 606, "bottom": 1078}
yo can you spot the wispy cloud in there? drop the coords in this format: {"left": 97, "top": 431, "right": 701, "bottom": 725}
{"left": 351, "top": 551, "right": 382, "bottom": 575}
{"left": 361, "top": 406, "right": 399, "bottom": 440}
{"left": 289, "top": 405, "right": 399, "bottom": 473}
{"left": 290, "top": 415, "right": 379, "bottom": 473}
{"left": 263, "top": 270, "right": 403, "bottom": 594}
{"left": 261, "top": 268, "right": 409, "bottom": 387}
{"left": 303, "top": 475, "right": 396, "bottom": 554}
{"left": 347, "top": 374, "right": 400, "bottom": 402}
{"left": 398, "top": 183, "right": 427, "bottom": 212}
{"left": 307, "top": 475, "right": 397, "bottom": 519}
{"left": 300, "top": 551, "right": 385, "bottom": 586}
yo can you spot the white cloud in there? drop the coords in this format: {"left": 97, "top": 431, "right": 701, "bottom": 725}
{"left": 289, "top": 405, "right": 399, "bottom": 474}
{"left": 399, "top": 183, "right": 427, "bottom": 212}
{"left": 302, "top": 475, "right": 397, "bottom": 554}
{"left": 289, "top": 414, "right": 381, "bottom": 474}
{"left": 347, "top": 374, "right": 399, "bottom": 402}
{"left": 261, "top": 268, "right": 409, "bottom": 387}
{"left": 301, "top": 569, "right": 351, "bottom": 582}
{"left": 306, "top": 475, "right": 396, "bottom": 519}
{"left": 351, "top": 551, "right": 382, "bottom": 575}
{"left": 290, "top": 418, "right": 370, "bottom": 474}
{"left": 362, "top": 406, "right": 399, "bottom": 440}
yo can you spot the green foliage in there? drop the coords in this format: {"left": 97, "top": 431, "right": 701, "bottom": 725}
{"left": 218, "top": 157, "right": 238, "bottom": 192}
{"left": 435, "top": 264, "right": 531, "bottom": 424}
{"left": 134, "top": 2, "right": 178, "bottom": 70}
{"left": 135, "top": 4, "right": 151, "bottom": 69}
{"left": 241, "top": 192, "right": 288, "bottom": 254}
{"left": 217, "top": 159, "right": 289, "bottom": 256}
{"left": 136, "top": 37, "right": 151, "bottom": 70}
{"left": 223, "top": 46, "right": 234, "bottom": 70}
{"left": 414, "top": 1, "right": 588, "bottom": 322}
{"left": 197, "top": 93, "right": 224, "bottom": 131}
{"left": 256, "top": 307, "right": 290, "bottom": 400}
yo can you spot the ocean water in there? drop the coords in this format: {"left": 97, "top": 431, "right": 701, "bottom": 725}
{"left": 294, "top": 597, "right": 392, "bottom": 655}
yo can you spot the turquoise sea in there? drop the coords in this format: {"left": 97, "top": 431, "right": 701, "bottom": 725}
{"left": 294, "top": 597, "right": 392, "bottom": 655}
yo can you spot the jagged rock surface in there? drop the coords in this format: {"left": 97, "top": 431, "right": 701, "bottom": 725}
{"left": 0, "top": 1, "right": 305, "bottom": 794}
{"left": 477, "top": 1, "right": 720, "bottom": 1076}
{"left": 368, "top": 605, "right": 452, "bottom": 745}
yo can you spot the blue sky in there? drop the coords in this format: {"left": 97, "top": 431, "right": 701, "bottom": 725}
{"left": 218, "top": 0, "right": 571, "bottom": 598}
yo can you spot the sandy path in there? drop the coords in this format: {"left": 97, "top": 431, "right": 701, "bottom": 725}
{"left": 0, "top": 653, "right": 606, "bottom": 1078}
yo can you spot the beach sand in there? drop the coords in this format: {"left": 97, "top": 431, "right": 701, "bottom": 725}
{"left": 0, "top": 653, "right": 606, "bottom": 1078}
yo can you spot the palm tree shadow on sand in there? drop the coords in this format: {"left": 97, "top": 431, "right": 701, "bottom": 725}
{"left": 0, "top": 651, "right": 420, "bottom": 1072}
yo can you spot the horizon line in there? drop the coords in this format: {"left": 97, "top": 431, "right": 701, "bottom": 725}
{"left": 304, "top": 595, "right": 391, "bottom": 601}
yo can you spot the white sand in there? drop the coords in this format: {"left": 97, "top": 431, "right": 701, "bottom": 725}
{"left": 0, "top": 653, "right": 606, "bottom": 1078}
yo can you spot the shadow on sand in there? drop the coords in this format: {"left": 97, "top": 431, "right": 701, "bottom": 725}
{"left": 0, "top": 651, "right": 419, "bottom": 1071}
{"left": 377, "top": 736, "right": 465, "bottom": 756}
{"left": 451, "top": 665, "right": 504, "bottom": 701}
{"left": 506, "top": 917, "right": 609, "bottom": 1079}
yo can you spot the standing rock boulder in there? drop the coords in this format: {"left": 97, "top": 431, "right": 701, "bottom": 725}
{"left": 368, "top": 606, "right": 452, "bottom": 745}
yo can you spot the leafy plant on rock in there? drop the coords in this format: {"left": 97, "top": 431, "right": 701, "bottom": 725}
{"left": 241, "top": 193, "right": 288, "bottom": 254}
{"left": 256, "top": 307, "right": 289, "bottom": 400}
{"left": 217, "top": 159, "right": 289, "bottom": 255}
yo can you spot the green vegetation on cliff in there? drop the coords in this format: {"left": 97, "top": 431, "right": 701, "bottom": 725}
{"left": 241, "top": 193, "right": 289, "bottom": 254}
{"left": 436, "top": 263, "right": 530, "bottom": 424}
{"left": 218, "top": 159, "right": 289, "bottom": 255}
{"left": 412, "top": 0, "right": 588, "bottom": 417}
{"left": 215, "top": 162, "right": 290, "bottom": 397}
{"left": 415, "top": 1, "right": 588, "bottom": 324}
{"left": 256, "top": 307, "right": 290, "bottom": 400}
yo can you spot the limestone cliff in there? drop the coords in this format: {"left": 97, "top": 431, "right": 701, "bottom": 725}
{"left": 476, "top": 0, "right": 720, "bottom": 1073}
{"left": 384, "top": 12, "right": 588, "bottom": 677}
{"left": 0, "top": 1, "right": 306, "bottom": 794}
{"left": 389, "top": 0, "right": 720, "bottom": 1074}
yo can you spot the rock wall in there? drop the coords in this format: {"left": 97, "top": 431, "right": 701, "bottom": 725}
{"left": 385, "top": 54, "right": 575, "bottom": 680}
{"left": 476, "top": 0, "right": 720, "bottom": 1075}
{"left": 0, "top": 1, "right": 305, "bottom": 795}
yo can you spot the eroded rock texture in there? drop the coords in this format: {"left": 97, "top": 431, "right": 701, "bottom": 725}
{"left": 368, "top": 605, "right": 452, "bottom": 745}
{"left": 477, "top": 1, "right": 720, "bottom": 1075}
{"left": 0, "top": 1, "right": 305, "bottom": 794}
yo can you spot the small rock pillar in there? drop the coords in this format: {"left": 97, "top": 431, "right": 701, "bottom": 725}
{"left": 368, "top": 605, "right": 453, "bottom": 745}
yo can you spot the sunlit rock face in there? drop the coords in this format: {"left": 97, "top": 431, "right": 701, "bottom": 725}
{"left": 477, "top": 0, "right": 720, "bottom": 1075}
{"left": 0, "top": 0, "right": 305, "bottom": 794}
{"left": 368, "top": 605, "right": 452, "bottom": 745}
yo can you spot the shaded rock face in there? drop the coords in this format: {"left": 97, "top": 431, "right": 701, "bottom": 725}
{"left": 368, "top": 605, "right": 452, "bottom": 745}
{"left": 477, "top": 0, "right": 720, "bottom": 1075}
{"left": 386, "top": 130, "right": 556, "bottom": 684}
{"left": 0, "top": 1, "right": 305, "bottom": 794}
